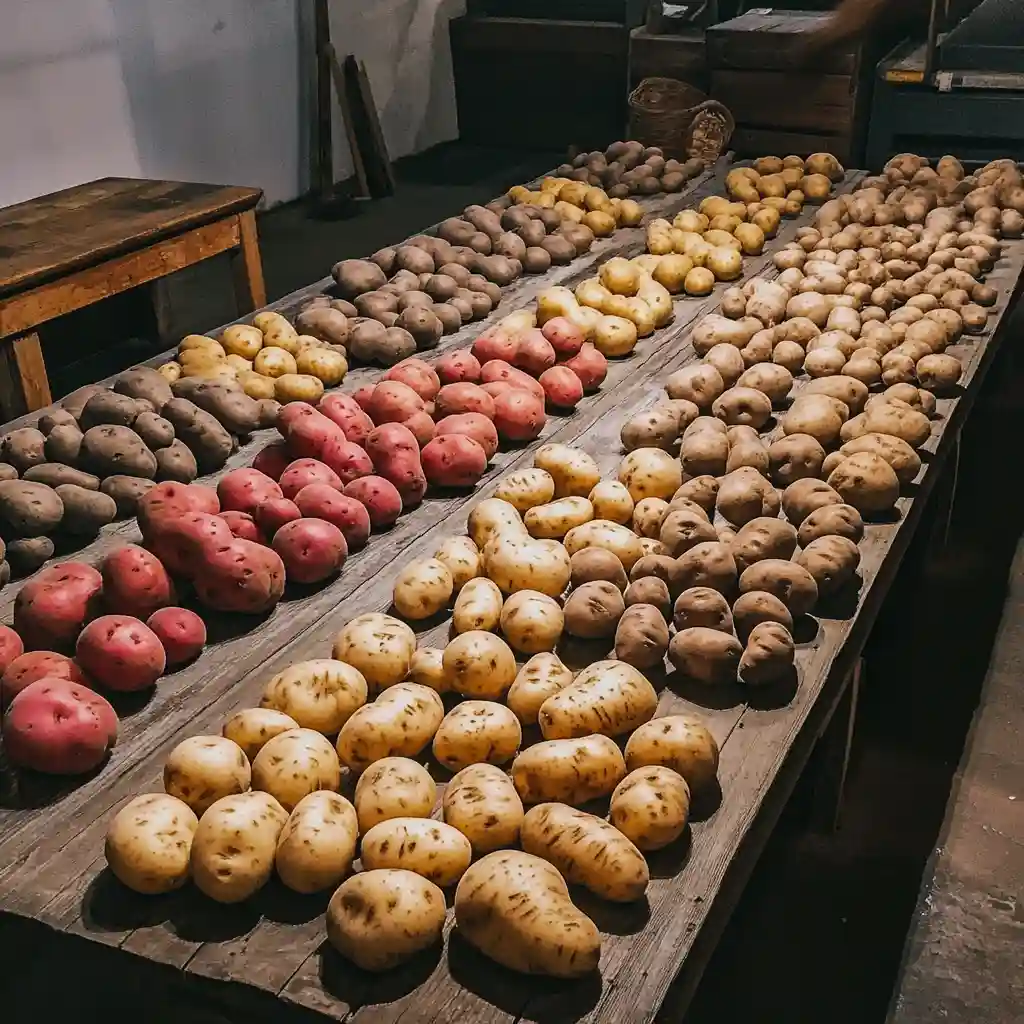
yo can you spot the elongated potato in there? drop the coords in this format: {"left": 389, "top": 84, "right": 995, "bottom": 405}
{"left": 251, "top": 728, "right": 341, "bottom": 812}
{"left": 105, "top": 793, "right": 198, "bottom": 894}
{"left": 275, "top": 791, "right": 358, "bottom": 893}
{"left": 624, "top": 714, "right": 720, "bottom": 795}
{"left": 190, "top": 791, "right": 288, "bottom": 903}
{"left": 361, "top": 817, "right": 472, "bottom": 886}
{"left": 433, "top": 535, "right": 482, "bottom": 591}
{"left": 443, "top": 630, "right": 517, "bottom": 699}
{"left": 533, "top": 444, "right": 601, "bottom": 497}
{"left": 406, "top": 646, "right": 449, "bottom": 692}
{"left": 259, "top": 658, "right": 368, "bottom": 734}
{"left": 336, "top": 683, "right": 444, "bottom": 771}
{"left": 521, "top": 803, "right": 649, "bottom": 901}
{"left": 538, "top": 660, "right": 658, "bottom": 740}
{"left": 332, "top": 613, "right": 416, "bottom": 691}
{"left": 222, "top": 708, "right": 299, "bottom": 761}
{"left": 455, "top": 850, "right": 601, "bottom": 977}
{"left": 468, "top": 498, "right": 528, "bottom": 548}
{"left": 525, "top": 496, "right": 594, "bottom": 539}
{"left": 499, "top": 590, "right": 564, "bottom": 653}
{"left": 452, "top": 577, "right": 503, "bottom": 633}
{"left": 610, "top": 766, "right": 690, "bottom": 851}
{"left": 353, "top": 756, "right": 436, "bottom": 832}
{"left": 443, "top": 763, "right": 524, "bottom": 853}
{"left": 493, "top": 469, "right": 556, "bottom": 513}
{"left": 512, "top": 734, "right": 626, "bottom": 804}
{"left": 507, "top": 653, "right": 574, "bottom": 725}
{"left": 327, "top": 869, "right": 446, "bottom": 971}
{"left": 563, "top": 519, "right": 644, "bottom": 571}
{"left": 393, "top": 558, "right": 455, "bottom": 620}
{"left": 482, "top": 532, "right": 572, "bottom": 598}
{"left": 433, "top": 700, "right": 522, "bottom": 771}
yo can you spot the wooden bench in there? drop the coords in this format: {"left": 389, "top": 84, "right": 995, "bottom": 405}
{"left": 0, "top": 177, "right": 266, "bottom": 420}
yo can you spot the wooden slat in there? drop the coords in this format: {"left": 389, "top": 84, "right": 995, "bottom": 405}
{"left": 707, "top": 11, "right": 859, "bottom": 74}
{"left": 712, "top": 71, "right": 854, "bottom": 133}
{"left": 0, "top": 332, "right": 51, "bottom": 418}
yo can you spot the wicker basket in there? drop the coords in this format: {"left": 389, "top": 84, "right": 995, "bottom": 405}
{"left": 628, "top": 77, "right": 734, "bottom": 162}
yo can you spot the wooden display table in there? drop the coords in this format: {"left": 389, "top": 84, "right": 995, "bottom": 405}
{"left": 0, "top": 178, "right": 266, "bottom": 420}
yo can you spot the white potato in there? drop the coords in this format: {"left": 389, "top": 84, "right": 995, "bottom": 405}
{"left": 433, "top": 535, "right": 483, "bottom": 591}
{"left": 163, "top": 735, "right": 251, "bottom": 816}
{"left": 624, "top": 714, "right": 720, "bottom": 796}
{"left": 468, "top": 498, "right": 527, "bottom": 548}
{"left": 406, "top": 646, "right": 449, "bottom": 693}
{"left": 332, "top": 613, "right": 416, "bottom": 691}
{"left": 393, "top": 558, "right": 455, "bottom": 620}
{"left": 442, "top": 630, "right": 517, "bottom": 699}
{"left": 251, "top": 728, "right": 340, "bottom": 812}
{"left": 533, "top": 444, "right": 601, "bottom": 497}
{"left": 275, "top": 791, "right": 358, "bottom": 893}
{"left": 105, "top": 793, "right": 198, "bottom": 894}
{"left": 538, "top": 660, "right": 658, "bottom": 740}
{"left": 618, "top": 447, "right": 683, "bottom": 501}
{"left": 563, "top": 519, "right": 644, "bottom": 571}
{"left": 499, "top": 590, "right": 564, "bottom": 654}
{"left": 493, "top": 469, "right": 556, "bottom": 513}
{"left": 525, "top": 497, "right": 594, "bottom": 539}
{"left": 353, "top": 756, "right": 436, "bottom": 833}
{"left": 432, "top": 700, "right": 522, "bottom": 771}
{"left": 443, "top": 764, "right": 524, "bottom": 853}
{"left": 222, "top": 708, "right": 299, "bottom": 761}
{"left": 609, "top": 766, "right": 690, "bottom": 851}
{"left": 512, "top": 734, "right": 626, "bottom": 804}
{"left": 258, "top": 658, "right": 368, "bottom": 734}
{"left": 483, "top": 533, "right": 572, "bottom": 597}
{"left": 452, "top": 577, "right": 504, "bottom": 633}
{"left": 588, "top": 480, "right": 635, "bottom": 524}
{"left": 361, "top": 817, "right": 473, "bottom": 886}
{"left": 336, "top": 683, "right": 444, "bottom": 771}
{"left": 506, "top": 653, "right": 575, "bottom": 725}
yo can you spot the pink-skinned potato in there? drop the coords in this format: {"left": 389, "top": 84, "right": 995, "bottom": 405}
{"left": 480, "top": 381, "right": 516, "bottom": 401}
{"left": 144, "top": 512, "right": 234, "bottom": 577}
{"left": 318, "top": 437, "right": 374, "bottom": 485}
{"left": 366, "top": 381, "right": 425, "bottom": 425}
{"left": 513, "top": 329, "right": 557, "bottom": 375}
{"left": 2, "top": 677, "right": 117, "bottom": 775}
{"left": 220, "top": 510, "right": 261, "bottom": 542}
{"left": 353, "top": 385, "right": 375, "bottom": 413}
{"left": 137, "top": 482, "right": 220, "bottom": 535}
{"left": 255, "top": 497, "right": 302, "bottom": 537}
{"left": 14, "top": 561, "right": 104, "bottom": 651}
{"left": 294, "top": 485, "right": 371, "bottom": 550}
{"left": 562, "top": 343, "right": 608, "bottom": 392}
{"left": 102, "top": 545, "right": 176, "bottom": 619}
{"left": 252, "top": 440, "right": 291, "bottom": 481}
{"left": 278, "top": 404, "right": 347, "bottom": 461}
{"left": 0, "top": 624, "right": 24, "bottom": 676}
{"left": 539, "top": 366, "right": 584, "bottom": 410}
{"left": 147, "top": 607, "right": 206, "bottom": 667}
{"left": 344, "top": 476, "right": 403, "bottom": 529}
{"left": 217, "top": 468, "right": 283, "bottom": 516}
{"left": 318, "top": 393, "right": 374, "bottom": 446}
{"left": 493, "top": 390, "right": 546, "bottom": 442}
{"left": 435, "top": 383, "right": 496, "bottom": 420}
{"left": 76, "top": 615, "right": 166, "bottom": 691}
{"left": 279, "top": 458, "right": 343, "bottom": 499}
{"left": 542, "top": 317, "right": 586, "bottom": 358}
{"left": 401, "top": 411, "right": 436, "bottom": 448}
{"left": 421, "top": 435, "right": 488, "bottom": 488}
{"left": 273, "top": 518, "right": 348, "bottom": 584}
{"left": 384, "top": 359, "right": 441, "bottom": 400}
{"left": 479, "top": 360, "right": 545, "bottom": 401}
{"left": 193, "top": 538, "right": 285, "bottom": 614}
{"left": 434, "top": 413, "right": 499, "bottom": 459}
{"left": 1, "top": 651, "right": 88, "bottom": 707}
{"left": 436, "top": 350, "right": 482, "bottom": 385}
{"left": 472, "top": 327, "right": 519, "bottom": 365}
{"left": 364, "top": 423, "right": 427, "bottom": 508}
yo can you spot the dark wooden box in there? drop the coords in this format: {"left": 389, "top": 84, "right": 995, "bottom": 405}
{"left": 628, "top": 26, "right": 708, "bottom": 92}
{"left": 466, "top": 0, "right": 648, "bottom": 27}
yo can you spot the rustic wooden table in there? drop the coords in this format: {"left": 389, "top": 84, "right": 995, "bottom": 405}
{"left": 0, "top": 160, "right": 1021, "bottom": 1024}
{"left": 0, "top": 177, "right": 266, "bottom": 420}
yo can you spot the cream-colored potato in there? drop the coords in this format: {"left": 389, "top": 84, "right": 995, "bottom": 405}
{"left": 327, "top": 869, "right": 446, "bottom": 971}
{"left": 179, "top": 334, "right": 224, "bottom": 356}
{"left": 237, "top": 370, "right": 277, "bottom": 400}
{"left": 275, "top": 791, "right": 358, "bottom": 893}
{"left": 563, "top": 519, "right": 644, "bottom": 571}
{"left": 221, "top": 324, "right": 264, "bottom": 360}
{"left": 296, "top": 347, "right": 347, "bottom": 386}
{"left": 633, "top": 497, "right": 670, "bottom": 538}
{"left": 433, "top": 535, "right": 483, "bottom": 591}
{"left": 610, "top": 766, "right": 690, "bottom": 851}
{"left": 354, "top": 756, "right": 436, "bottom": 833}
{"left": 259, "top": 658, "right": 368, "bottom": 734}
{"left": 538, "top": 660, "right": 658, "bottom": 740}
{"left": 262, "top": 322, "right": 300, "bottom": 353}
{"left": 442, "top": 630, "right": 518, "bottom": 699}
{"left": 163, "top": 735, "right": 251, "bottom": 816}
{"left": 507, "top": 653, "right": 575, "bottom": 725}
{"left": 624, "top": 714, "right": 720, "bottom": 796}
{"left": 525, "top": 496, "right": 594, "bottom": 539}
{"left": 190, "top": 791, "right": 288, "bottom": 903}
{"left": 407, "top": 646, "right": 448, "bottom": 693}
{"left": 361, "top": 817, "right": 473, "bottom": 886}
{"left": 332, "top": 613, "right": 416, "bottom": 692}
{"left": 253, "top": 346, "right": 297, "bottom": 378}
{"left": 452, "top": 576, "right": 503, "bottom": 633}
{"left": 499, "top": 590, "right": 564, "bottom": 654}
{"left": 588, "top": 480, "right": 635, "bottom": 524}
{"left": 105, "top": 793, "right": 199, "bottom": 894}
{"left": 618, "top": 447, "right": 683, "bottom": 502}
{"left": 336, "top": 683, "right": 444, "bottom": 771}
{"left": 250, "top": 728, "right": 340, "bottom": 812}
{"left": 433, "top": 700, "right": 522, "bottom": 771}
{"left": 483, "top": 533, "right": 572, "bottom": 597}
{"left": 392, "top": 558, "right": 455, "bottom": 620}
{"left": 443, "top": 764, "right": 524, "bottom": 854}
{"left": 469, "top": 498, "right": 528, "bottom": 550}
{"left": 222, "top": 708, "right": 299, "bottom": 762}
{"left": 512, "top": 734, "right": 626, "bottom": 804}
{"left": 253, "top": 310, "right": 293, "bottom": 333}
{"left": 533, "top": 444, "right": 601, "bottom": 497}
{"left": 274, "top": 372, "right": 325, "bottom": 403}
{"left": 521, "top": 803, "right": 649, "bottom": 902}
{"left": 493, "top": 469, "right": 556, "bottom": 514}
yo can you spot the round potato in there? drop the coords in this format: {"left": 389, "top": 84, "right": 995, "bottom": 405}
{"left": 506, "top": 653, "right": 574, "bottom": 725}
{"left": 797, "top": 503, "right": 865, "bottom": 545}
{"left": 624, "top": 714, "right": 720, "bottom": 796}
{"left": 406, "top": 646, "right": 448, "bottom": 693}
{"left": 668, "top": 627, "right": 742, "bottom": 684}
{"left": 393, "top": 558, "right": 455, "bottom": 620}
{"left": 738, "top": 559, "right": 818, "bottom": 618}
{"left": 533, "top": 444, "right": 601, "bottom": 497}
{"left": 433, "top": 700, "right": 522, "bottom": 771}
{"left": 795, "top": 535, "right": 861, "bottom": 596}
{"left": 673, "top": 586, "right": 733, "bottom": 632}
{"left": 562, "top": 580, "right": 625, "bottom": 639}
{"left": 538, "top": 660, "right": 657, "bottom": 740}
{"left": 433, "top": 535, "right": 483, "bottom": 591}
{"left": 353, "top": 756, "right": 436, "bottom": 833}
{"left": 275, "top": 791, "right": 358, "bottom": 893}
{"left": 499, "top": 589, "right": 564, "bottom": 653}
{"left": 452, "top": 576, "right": 503, "bottom": 633}
{"left": 443, "top": 763, "right": 524, "bottom": 853}
{"left": 251, "top": 728, "right": 340, "bottom": 812}
{"left": 163, "top": 735, "right": 251, "bottom": 816}
{"left": 827, "top": 451, "right": 900, "bottom": 513}
{"left": 588, "top": 480, "right": 635, "bottom": 524}
{"left": 483, "top": 534, "right": 571, "bottom": 598}
{"left": 512, "top": 734, "right": 626, "bottom": 804}
{"left": 105, "top": 793, "right": 198, "bottom": 894}
{"left": 730, "top": 517, "right": 798, "bottom": 572}
{"left": 618, "top": 447, "right": 683, "bottom": 502}
{"left": 493, "top": 469, "right": 556, "bottom": 513}
{"left": 782, "top": 478, "right": 843, "bottom": 525}
{"left": 610, "top": 766, "right": 690, "bottom": 851}
{"left": 361, "top": 817, "right": 473, "bottom": 886}
{"left": 259, "top": 658, "right": 368, "bottom": 734}
{"left": 732, "top": 590, "right": 794, "bottom": 642}
{"left": 614, "top": 603, "right": 670, "bottom": 670}
{"left": 222, "top": 708, "right": 299, "bottom": 761}
{"left": 336, "top": 683, "right": 444, "bottom": 771}
{"left": 332, "top": 613, "right": 416, "bottom": 691}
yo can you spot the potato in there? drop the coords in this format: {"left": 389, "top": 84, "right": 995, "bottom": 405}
{"left": 163, "top": 735, "right": 251, "bottom": 815}
{"left": 614, "top": 603, "right": 670, "bottom": 670}
{"left": 588, "top": 480, "right": 635, "bottom": 524}
{"left": 533, "top": 444, "right": 601, "bottom": 497}
{"left": 507, "top": 652, "right": 574, "bottom": 726}
{"left": 675, "top": 541, "right": 738, "bottom": 595}
{"left": 275, "top": 791, "right": 358, "bottom": 893}
{"left": 512, "top": 733, "right": 626, "bottom": 804}
{"left": 432, "top": 535, "right": 483, "bottom": 593}
{"left": 610, "top": 766, "right": 690, "bottom": 851}
{"left": 443, "top": 763, "right": 524, "bottom": 853}
{"left": 433, "top": 700, "right": 522, "bottom": 771}
{"left": 332, "top": 612, "right": 415, "bottom": 691}
{"left": 826, "top": 451, "right": 900, "bottom": 513}
{"left": 222, "top": 708, "right": 298, "bottom": 762}
{"left": 716, "top": 466, "right": 780, "bottom": 527}
{"left": 782, "top": 478, "right": 843, "bottom": 525}
{"left": 258, "top": 658, "right": 367, "bottom": 735}
{"left": 484, "top": 533, "right": 571, "bottom": 597}
{"left": 454, "top": 850, "right": 601, "bottom": 977}
{"left": 190, "top": 791, "right": 288, "bottom": 903}
{"left": 361, "top": 817, "right": 472, "bottom": 887}
{"left": 624, "top": 714, "right": 719, "bottom": 795}
{"left": 354, "top": 756, "right": 436, "bottom": 833}
{"left": 739, "top": 621, "right": 795, "bottom": 685}
{"left": 712, "top": 386, "right": 773, "bottom": 430}
{"left": 796, "top": 535, "right": 861, "bottom": 596}
{"left": 104, "top": 793, "right": 198, "bottom": 894}
{"left": 738, "top": 559, "right": 818, "bottom": 617}
{"left": 834, "top": 432, "right": 920, "bottom": 485}
{"left": 669, "top": 627, "right": 741, "bottom": 684}
{"left": 732, "top": 590, "right": 794, "bottom": 642}
{"left": 327, "top": 869, "right": 445, "bottom": 971}
{"left": 336, "top": 683, "right": 443, "bottom": 771}
{"left": 797, "top": 503, "right": 865, "bottom": 546}
{"left": 862, "top": 400, "right": 931, "bottom": 447}
{"left": 493, "top": 468, "right": 556, "bottom": 513}
{"left": 538, "top": 659, "right": 657, "bottom": 740}
{"left": 563, "top": 519, "right": 644, "bottom": 571}
{"left": 665, "top": 364, "right": 724, "bottom": 410}
{"left": 730, "top": 517, "right": 798, "bottom": 572}
{"left": 500, "top": 590, "right": 564, "bottom": 653}
{"left": 452, "top": 576, "right": 503, "bottom": 633}
{"left": 672, "top": 586, "right": 733, "bottom": 633}
{"left": 392, "top": 558, "right": 455, "bottom": 621}
{"left": 525, "top": 496, "right": 594, "bottom": 539}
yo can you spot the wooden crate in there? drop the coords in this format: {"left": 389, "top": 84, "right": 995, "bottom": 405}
{"left": 629, "top": 26, "right": 708, "bottom": 92}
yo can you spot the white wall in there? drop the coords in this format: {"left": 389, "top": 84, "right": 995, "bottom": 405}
{"left": 0, "top": 0, "right": 463, "bottom": 211}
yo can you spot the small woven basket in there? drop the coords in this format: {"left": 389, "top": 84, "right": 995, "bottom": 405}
{"left": 628, "top": 77, "right": 708, "bottom": 160}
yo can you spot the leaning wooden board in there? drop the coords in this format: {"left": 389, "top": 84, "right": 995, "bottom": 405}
{"left": 1, "top": 169, "right": 1022, "bottom": 1023}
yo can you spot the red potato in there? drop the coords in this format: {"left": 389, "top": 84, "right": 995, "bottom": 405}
{"left": 193, "top": 539, "right": 286, "bottom": 614}
{"left": 14, "top": 562, "right": 104, "bottom": 652}
{"left": 479, "top": 360, "right": 546, "bottom": 400}
{"left": 2, "top": 678, "right": 117, "bottom": 775}
{"left": 294, "top": 485, "right": 371, "bottom": 549}
{"left": 384, "top": 359, "right": 441, "bottom": 400}
{"left": 493, "top": 390, "right": 546, "bottom": 442}
{"left": 366, "top": 381, "right": 425, "bottom": 425}
{"left": 318, "top": 438, "right": 374, "bottom": 485}
{"left": 353, "top": 385, "right": 375, "bottom": 413}
{"left": 0, "top": 626, "right": 24, "bottom": 678}
{"left": 542, "top": 317, "right": 586, "bottom": 358}
{"left": 147, "top": 607, "right": 207, "bottom": 667}
{"left": 436, "top": 350, "right": 482, "bottom": 384}
{"left": 402, "top": 411, "right": 436, "bottom": 448}
{"left": 217, "top": 468, "right": 284, "bottom": 517}
{"left": 539, "top": 366, "right": 584, "bottom": 410}
{"left": 344, "top": 476, "right": 403, "bottom": 529}
{"left": 421, "top": 435, "right": 488, "bottom": 488}
{"left": 364, "top": 423, "right": 427, "bottom": 508}
{"left": 279, "top": 458, "right": 343, "bottom": 499}
{"left": 144, "top": 512, "right": 234, "bottom": 577}
{"left": 434, "top": 413, "right": 499, "bottom": 460}
{"left": 278, "top": 405, "right": 347, "bottom": 460}
{"left": 220, "top": 510, "right": 261, "bottom": 542}
{"left": 318, "top": 393, "right": 374, "bottom": 446}
{"left": 76, "top": 615, "right": 166, "bottom": 691}
{"left": 562, "top": 343, "right": 608, "bottom": 392}
{"left": 102, "top": 545, "right": 175, "bottom": 619}
{"left": 273, "top": 518, "right": 348, "bottom": 584}
{"left": 480, "top": 381, "right": 516, "bottom": 400}
{"left": 1, "top": 651, "right": 88, "bottom": 707}
{"left": 255, "top": 497, "right": 302, "bottom": 537}
{"left": 513, "top": 329, "right": 557, "bottom": 375}
{"left": 137, "top": 482, "right": 219, "bottom": 534}
{"left": 472, "top": 327, "right": 519, "bottom": 364}
{"left": 252, "top": 440, "right": 291, "bottom": 481}
{"left": 435, "top": 383, "right": 496, "bottom": 420}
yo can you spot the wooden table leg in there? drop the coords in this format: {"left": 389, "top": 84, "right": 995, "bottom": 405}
{"left": 810, "top": 658, "right": 863, "bottom": 835}
{"left": 0, "top": 331, "right": 52, "bottom": 419}
{"left": 231, "top": 209, "right": 267, "bottom": 313}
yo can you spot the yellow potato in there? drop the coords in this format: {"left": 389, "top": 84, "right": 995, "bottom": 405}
{"left": 524, "top": 496, "right": 594, "bottom": 539}
{"left": 251, "top": 728, "right": 340, "bottom": 812}
{"left": 392, "top": 557, "right": 454, "bottom": 620}
{"left": 361, "top": 818, "right": 472, "bottom": 886}
{"left": 336, "top": 684, "right": 444, "bottom": 771}
{"left": 222, "top": 708, "right": 299, "bottom": 761}
{"left": 406, "top": 646, "right": 449, "bottom": 692}
{"left": 452, "top": 576, "right": 503, "bottom": 633}
{"left": 433, "top": 535, "right": 483, "bottom": 590}
{"left": 493, "top": 468, "right": 556, "bottom": 513}
{"left": 624, "top": 714, "right": 720, "bottom": 795}
{"left": 533, "top": 444, "right": 601, "bottom": 497}
{"left": 275, "top": 791, "right": 358, "bottom": 893}
{"left": 353, "top": 756, "right": 436, "bottom": 832}
{"left": 588, "top": 480, "right": 635, "bottom": 524}
{"left": 468, "top": 498, "right": 527, "bottom": 548}
{"left": 253, "top": 346, "right": 297, "bottom": 378}
{"left": 563, "top": 519, "right": 644, "bottom": 571}
{"left": 483, "top": 533, "right": 571, "bottom": 597}
{"left": 443, "top": 764, "right": 524, "bottom": 853}
{"left": 274, "top": 372, "right": 324, "bottom": 404}
{"left": 618, "top": 447, "right": 683, "bottom": 501}
{"left": 512, "top": 734, "right": 626, "bottom": 804}
{"left": 259, "top": 658, "right": 368, "bottom": 734}
{"left": 163, "top": 735, "right": 251, "bottom": 816}
{"left": 538, "top": 660, "right": 658, "bottom": 740}
{"left": 507, "top": 653, "right": 575, "bottom": 725}
{"left": 499, "top": 590, "right": 564, "bottom": 654}
{"left": 296, "top": 347, "right": 347, "bottom": 386}
{"left": 105, "top": 793, "right": 198, "bottom": 895}
{"left": 221, "top": 324, "right": 264, "bottom": 360}
{"left": 609, "top": 766, "right": 690, "bottom": 851}
{"left": 443, "top": 630, "right": 517, "bottom": 699}
{"left": 332, "top": 613, "right": 415, "bottom": 691}
{"left": 432, "top": 700, "right": 522, "bottom": 771}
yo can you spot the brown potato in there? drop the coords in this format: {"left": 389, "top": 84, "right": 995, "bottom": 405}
{"left": 767, "top": 434, "right": 826, "bottom": 488}
{"left": 673, "top": 587, "right": 733, "bottom": 633}
{"left": 658, "top": 508, "right": 718, "bottom": 557}
{"left": 562, "top": 581, "right": 626, "bottom": 639}
{"left": 614, "top": 603, "right": 670, "bottom": 670}
{"left": 738, "top": 559, "right": 818, "bottom": 617}
{"left": 739, "top": 622, "right": 795, "bottom": 685}
{"left": 732, "top": 590, "right": 794, "bottom": 642}
{"left": 669, "top": 627, "right": 742, "bottom": 684}
{"left": 795, "top": 535, "right": 861, "bottom": 596}
{"left": 782, "top": 478, "right": 843, "bottom": 525}
{"left": 624, "top": 577, "right": 672, "bottom": 620}
{"left": 729, "top": 517, "right": 798, "bottom": 572}
{"left": 569, "top": 548, "right": 628, "bottom": 591}
{"left": 675, "top": 542, "right": 738, "bottom": 596}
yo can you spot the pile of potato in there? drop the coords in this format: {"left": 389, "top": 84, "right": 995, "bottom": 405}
{"left": 726, "top": 152, "right": 845, "bottom": 206}
{"left": 552, "top": 140, "right": 705, "bottom": 197}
